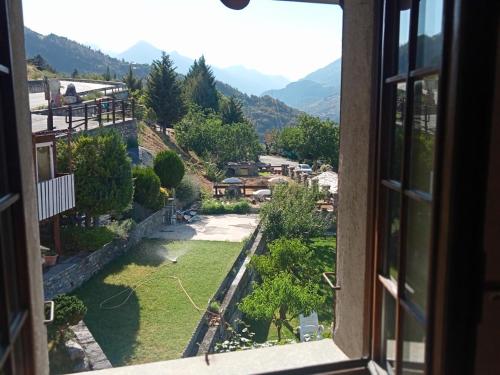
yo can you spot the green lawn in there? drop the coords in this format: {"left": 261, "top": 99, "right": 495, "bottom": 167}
{"left": 74, "top": 239, "right": 242, "bottom": 366}
{"left": 246, "top": 236, "right": 336, "bottom": 343}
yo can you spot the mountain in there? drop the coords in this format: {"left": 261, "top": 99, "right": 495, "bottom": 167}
{"left": 116, "top": 41, "right": 289, "bottom": 95}
{"left": 24, "top": 27, "right": 150, "bottom": 78}
{"left": 216, "top": 81, "right": 301, "bottom": 138}
{"left": 263, "top": 59, "right": 342, "bottom": 122}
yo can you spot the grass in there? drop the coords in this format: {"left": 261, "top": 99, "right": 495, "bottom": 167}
{"left": 73, "top": 239, "right": 242, "bottom": 366}
{"left": 246, "top": 236, "right": 336, "bottom": 343}
{"left": 258, "top": 171, "right": 272, "bottom": 177}
{"left": 201, "top": 199, "right": 251, "bottom": 214}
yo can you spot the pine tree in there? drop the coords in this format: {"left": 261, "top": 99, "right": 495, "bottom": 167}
{"left": 221, "top": 96, "right": 245, "bottom": 124}
{"left": 71, "top": 68, "right": 79, "bottom": 78}
{"left": 183, "top": 55, "right": 219, "bottom": 112}
{"left": 103, "top": 66, "right": 111, "bottom": 81}
{"left": 123, "top": 65, "right": 142, "bottom": 91}
{"left": 145, "top": 53, "right": 185, "bottom": 132}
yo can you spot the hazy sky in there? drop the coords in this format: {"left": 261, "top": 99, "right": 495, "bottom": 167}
{"left": 21, "top": 0, "right": 343, "bottom": 81}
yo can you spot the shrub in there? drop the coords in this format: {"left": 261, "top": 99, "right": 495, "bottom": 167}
{"left": 176, "top": 175, "right": 200, "bottom": 204}
{"left": 208, "top": 301, "right": 221, "bottom": 314}
{"left": 204, "top": 161, "right": 225, "bottom": 182}
{"left": 52, "top": 295, "right": 87, "bottom": 335}
{"left": 133, "top": 167, "right": 161, "bottom": 209}
{"left": 153, "top": 150, "right": 185, "bottom": 188}
{"left": 61, "top": 226, "right": 115, "bottom": 252}
{"left": 155, "top": 187, "right": 170, "bottom": 209}
{"left": 201, "top": 199, "right": 250, "bottom": 215}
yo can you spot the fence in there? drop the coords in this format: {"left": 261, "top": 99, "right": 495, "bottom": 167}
{"left": 37, "top": 174, "right": 75, "bottom": 221}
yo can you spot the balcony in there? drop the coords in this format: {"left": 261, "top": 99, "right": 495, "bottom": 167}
{"left": 37, "top": 173, "right": 75, "bottom": 221}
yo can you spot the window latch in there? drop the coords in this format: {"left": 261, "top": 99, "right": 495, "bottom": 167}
{"left": 322, "top": 272, "right": 341, "bottom": 290}
{"left": 44, "top": 300, "right": 54, "bottom": 324}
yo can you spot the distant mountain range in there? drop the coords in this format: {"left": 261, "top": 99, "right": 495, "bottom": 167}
{"left": 24, "top": 27, "right": 151, "bottom": 78}
{"left": 23, "top": 27, "right": 299, "bottom": 137}
{"left": 263, "top": 59, "right": 342, "bottom": 122}
{"left": 114, "top": 41, "right": 290, "bottom": 96}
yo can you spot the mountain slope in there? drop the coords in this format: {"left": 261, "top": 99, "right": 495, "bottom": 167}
{"left": 216, "top": 81, "right": 301, "bottom": 138}
{"left": 116, "top": 41, "right": 289, "bottom": 95}
{"left": 263, "top": 58, "right": 342, "bottom": 122}
{"left": 24, "top": 27, "right": 150, "bottom": 78}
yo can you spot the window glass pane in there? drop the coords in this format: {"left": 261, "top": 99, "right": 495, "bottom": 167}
{"left": 37, "top": 146, "right": 52, "bottom": 182}
{"left": 401, "top": 310, "right": 426, "bottom": 374}
{"left": 397, "top": 0, "right": 411, "bottom": 74}
{"left": 381, "top": 290, "right": 396, "bottom": 372}
{"left": 384, "top": 190, "right": 401, "bottom": 281}
{"left": 389, "top": 82, "right": 406, "bottom": 181}
{"left": 416, "top": 0, "right": 443, "bottom": 68}
{"left": 409, "top": 75, "right": 438, "bottom": 194}
{"left": 405, "top": 199, "right": 431, "bottom": 312}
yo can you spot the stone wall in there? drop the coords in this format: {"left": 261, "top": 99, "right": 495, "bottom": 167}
{"left": 28, "top": 79, "right": 45, "bottom": 93}
{"left": 181, "top": 226, "right": 267, "bottom": 357}
{"left": 71, "top": 320, "right": 112, "bottom": 370}
{"left": 43, "top": 207, "right": 166, "bottom": 299}
{"left": 84, "top": 119, "right": 138, "bottom": 144}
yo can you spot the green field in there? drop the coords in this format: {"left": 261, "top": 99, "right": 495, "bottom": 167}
{"left": 74, "top": 239, "right": 242, "bottom": 366}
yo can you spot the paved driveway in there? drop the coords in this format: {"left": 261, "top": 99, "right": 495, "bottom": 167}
{"left": 259, "top": 155, "right": 298, "bottom": 168}
{"left": 147, "top": 214, "right": 259, "bottom": 242}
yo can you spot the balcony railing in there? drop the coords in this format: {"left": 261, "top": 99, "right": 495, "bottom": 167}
{"left": 37, "top": 174, "right": 75, "bottom": 221}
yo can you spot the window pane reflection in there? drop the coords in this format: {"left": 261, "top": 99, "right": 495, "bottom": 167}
{"left": 402, "top": 310, "right": 426, "bottom": 375}
{"left": 416, "top": 0, "right": 443, "bottom": 68}
{"left": 410, "top": 75, "right": 438, "bottom": 194}
{"left": 398, "top": 0, "right": 411, "bottom": 73}
{"left": 381, "top": 290, "right": 396, "bottom": 372}
{"left": 405, "top": 199, "right": 431, "bottom": 313}
{"left": 384, "top": 190, "right": 401, "bottom": 281}
{"left": 389, "top": 82, "right": 406, "bottom": 181}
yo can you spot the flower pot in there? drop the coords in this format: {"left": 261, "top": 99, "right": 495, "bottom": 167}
{"left": 44, "top": 254, "right": 58, "bottom": 266}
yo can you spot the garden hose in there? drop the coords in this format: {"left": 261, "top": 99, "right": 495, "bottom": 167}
{"left": 98, "top": 259, "right": 205, "bottom": 313}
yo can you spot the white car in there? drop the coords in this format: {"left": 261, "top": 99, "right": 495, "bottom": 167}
{"left": 296, "top": 164, "right": 313, "bottom": 174}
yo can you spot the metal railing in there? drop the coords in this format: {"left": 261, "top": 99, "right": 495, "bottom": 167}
{"left": 37, "top": 174, "right": 75, "bottom": 221}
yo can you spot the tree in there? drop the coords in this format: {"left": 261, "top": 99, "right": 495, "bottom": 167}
{"left": 182, "top": 55, "right": 219, "bottom": 112}
{"left": 221, "top": 96, "right": 245, "bottom": 124}
{"left": 124, "top": 65, "right": 142, "bottom": 92}
{"left": 103, "top": 66, "right": 111, "bottom": 81}
{"left": 260, "top": 183, "right": 327, "bottom": 241}
{"left": 239, "top": 273, "right": 323, "bottom": 341}
{"left": 71, "top": 68, "right": 79, "bottom": 78}
{"left": 250, "top": 238, "right": 314, "bottom": 282}
{"left": 153, "top": 150, "right": 185, "bottom": 189}
{"left": 132, "top": 166, "right": 161, "bottom": 209}
{"left": 145, "top": 53, "right": 185, "bottom": 132}
{"left": 73, "top": 131, "right": 133, "bottom": 225}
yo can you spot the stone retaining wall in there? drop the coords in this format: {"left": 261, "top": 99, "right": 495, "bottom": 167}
{"left": 43, "top": 207, "right": 166, "bottom": 299}
{"left": 71, "top": 321, "right": 112, "bottom": 370}
{"left": 182, "top": 226, "right": 266, "bottom": 357}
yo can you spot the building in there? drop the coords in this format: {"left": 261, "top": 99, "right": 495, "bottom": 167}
{"left": 33, "top": 131, "right": 75, "bottom": 258}
{"left": 0, "top": 0, "right": 498, "bottom": 374}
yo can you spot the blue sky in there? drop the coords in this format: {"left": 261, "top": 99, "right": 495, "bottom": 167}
{"left": 21, "top": 0, "right": 343, "bottom": 81}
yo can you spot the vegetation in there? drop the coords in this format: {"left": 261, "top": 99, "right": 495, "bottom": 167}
{"left": 51, "top": 294, "right": 87, "bottom": 339}
{"left": 61, "top": 226, "right": 114, "bottom": 253}
{"left": 74, "top": 239, "right": 242, "bottom": 365}
{"left": 175, "top": 175, "right": 200, "bottom": 205}
{"left": 27, "top": 54, "right": 56, "bottom": 74}
{"left": 260, "top": 183, "right": 327, "bottom": 241}
{"left": 145, "top": 53, "right": 185, "bottom": 132}
{"left": 220, "top": 96, "right": 245, "bottom": 124}
{"left": 132, "top": 167, "right": 161, "bottom": 210}
{"left": 182, "top": 56, "right": 219, "bottom": 112}
{"left": 124, "top": 65, "right": 143, "bottom": 92}
{"left": 275, "top": 114, "right": 340, "bottom": 170}
{"left": 153, "top": 150, "right": 185, "bottom": 189}
{"left": 69, "top": 131, "right": 133, "bottom": 226}
{"left": 201, "top": 199, "right": 251, "bottom": 215}
{"left": 175, "top": 106, "right": 261, "bottom": 167}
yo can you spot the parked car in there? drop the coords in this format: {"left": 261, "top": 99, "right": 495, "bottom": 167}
{"left": 296, "top": 164, "right": 313, "bottom": 174}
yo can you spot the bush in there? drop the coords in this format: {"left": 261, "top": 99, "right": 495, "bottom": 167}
{"left": 133, "top": 167, "right": 161, "bottom": 209}
{"left": 61, "top": 226, "right": 115, "bottom": 252}
{"left": 204, "top": 161, "right": 225, "bottom": 182}
{"left": 52, "top": 295, "right": 87, "bottom": 333}
{"left": 176, "top": 175, "right": 200, "bottom": 204}
{"left": 201, "top": 199, "right": 251, "bottom": 215}
{"left": 154, "top": 150, "right": 185, "bottom": 188}
{"left": 208, "top": 301, "right": 221, "bottom": 314}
